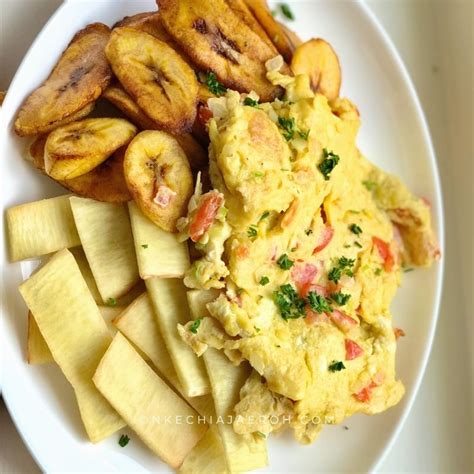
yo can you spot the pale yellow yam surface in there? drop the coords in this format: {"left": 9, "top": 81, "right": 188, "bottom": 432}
{"left": 19, "top": 249, "right": 124, "bottom": 442}
{"left": 69, "top": 196, "right": 139, "bottom": 301}
{"left": 27, "top": 311, "right": 52, "bottom": 364}
{"left": 70, "top": 247, "right": 102, "bottom": 303}
{"left": 7, "top": 194, "right": 80, "bottom": 261}
{"left": 179, "top": 426, "right": 228, "bottom": 474}
{"left": 93, "top": 332, "right": 207, "bottom": 469}
{"left": 204, "top": 348, "right": 268, "bottom": 473}
{"left": 146, "top": 277, "right": 211, "bottom": 397}
{"left": 128, "top": 201, "right": 190, "bottom": 279}
{"left": 113, "top": 292, "right": 215, "bottom": 419}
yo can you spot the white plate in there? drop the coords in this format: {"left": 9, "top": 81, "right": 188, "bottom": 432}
{"left": 0, "top": 0, "right": 444, "bottom": 471}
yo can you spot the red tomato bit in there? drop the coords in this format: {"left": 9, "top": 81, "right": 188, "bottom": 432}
{"left": 189, "top": 191, "right": 224, "bottom": 242}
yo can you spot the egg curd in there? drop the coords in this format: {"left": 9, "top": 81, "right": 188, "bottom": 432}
{"left": 177, "top": 59, "right": 439, "bottom": 443}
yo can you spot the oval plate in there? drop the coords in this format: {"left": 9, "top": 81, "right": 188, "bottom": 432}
{"left": 0, "top": 0, "right": 444, "bottom": 471}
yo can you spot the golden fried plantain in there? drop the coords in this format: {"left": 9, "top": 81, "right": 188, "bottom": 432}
{"left": 225, "top": 0, "right": 276, "bottom": 51}
{"left": 124, "top": 130, "right": 193, "bottom": 232}
{"left": 278, "top": 21, "right": 303, "bottom": 49}
{"left": 0, "top": 90, "right": 5, "bottom": 105}
{"left": 103, "top": 84, "right": 207, "bottom": 171}
{"left": 106, "top": 27, "right": 198, "bottom": 135}
{"left": 291, "top": 38, "right": 341, "bottom": 100}
{"left": 157, "top": 0, "right": 290, "bottom": 102}
{"left": 29, "top": 136, "right": 131, "bottom": 203}
{"left": 14, "top": 23, "right": 112, "bottom": 136}
{"left": 243, "top": 0, "right": 297, "bottom": 62}
{"left": 44, "top": 118, "right": 137, "bottom": 180}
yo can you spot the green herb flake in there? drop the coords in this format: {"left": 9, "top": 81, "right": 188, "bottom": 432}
{"left": 119, "top": 434, "right": 130, "bottom": 447}
{"left": 298, "top": 129, "right": 310, "bottom": 140}
{"left": 349, "top": 210, "right": 361, "bottom": 214}
{"left": 354, "top": 241, "right": 363, "bottom": 248}
{"left": 274, "top": 284, "right": 306, "bottom": 320}
{"left": 339, "top": 256, "right": 356, "bottom": 268}
{"left": 276, "top": 253, "right": 294, "bottom": 270}
{"left": 259, "top": 211, "right": 270, "bottom": 221}
{"left": 205, "top": 72, "right": 227, "bottom": 96}
{"left": 330, "top": 291, "right": 351, "bottom": 306}
{"left": 328, "top": 266, "right": 343, "bottom": 283}
{"left": 375, "top": 268, "right": 383, "bottom": 276}
{"left": 328, "top": 361, "right": 346, "bottom": 372}
{"left": 305, "top": 229, "right": 313, "bottom": 236}
{"left": 253, "top": 171, "right": 264, "bottom": 178}
{"left": 403, "top": 267, "right": 414, "bottom": 273}
{"left": 189, "top": 318, "right": 202, "bottom": 334}
{"left": 278, "top": 116, "right": 296, "bottom": 141}
{"left": 350, "top": 224, "right": 363, "bottom": 235}
{"left": 280, "top": 3, "right": 295, "bottom": 20}
{"left": 328, "top": 257, "right": 355, "bottom": 283}
{"left": 256, "top": 431, "right": 267, "bottom": 438}
{"left": 244, "top": 97, "right": 259, "bottom": 107}
{"left": 141, "top": 244, "right": 148, "bottom": 249}
{"left": 106, "top": 297, "right": 117, "bottom": 307}
{"left": 247, "top": 225, "right": 258, "bottom": 239}
{"left": 259, "top": 276, "right": 270, "bottom": 286}
{"left": 307, "top": 291, "right": 332, "bottom": 313}
{"left": 318, "top": 148, "right": 340, "bottom": 180}
{"left": 362, "top": 180, "right": 377, "bottom": 191}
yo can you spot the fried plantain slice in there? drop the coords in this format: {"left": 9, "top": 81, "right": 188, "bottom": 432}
{"left": 44, "top": 118, "right": 137, "bottom": 180}
{"left": 243, "top": 0, "right": 297, "bottom": 62}
{"left": 157, "top": 0, "right": 289, "bottom": 102}
{"left": 278, "top": 21, "right": 303, "bottom": 49}
{"left": 103, "top": 84, "right": 207, "bottom": 171}
{"left": 225, "top": 0, "right": 276, "bottom": 51}
{"left": 14, "top": 23, "right": 112, "bottom": 136}
{"left": 124, "top": 130, "right": 193, "bottom": 232}
{"left": 291, "top": 38, "right": 341, "bottom": 100}
{"left": 29, "top": 136, "right": 131, "bottom": 203}
{"left": 105, "top": 27, "right": 198, "bottom": 134}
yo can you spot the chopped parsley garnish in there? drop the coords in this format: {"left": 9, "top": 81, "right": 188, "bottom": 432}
{"left": 318, "top": 148, "right": 340, "bottom": 180}
{"left": 305, "top": 229, "right": 313, "bottom": 236}
{"left": 256, "top": 431, "right": 267, "bottom": 438}
{"left": 259, "top": 276, "right": 270, "bottom": 286}
{"left": 278, "top": 116, "right": 296, "bottom": 141}
{"left": 205, "top": 72, "right": 227, "bottom": 96}
{"left": 253, "top": 171, "right": 264, "bottom": 178}
{"left": 243, "top": 97, "right": 259, "bottom": 107}
{"left": 307, "top": 291, "right": 332, "bottom": 313}
{"left": 403, "top": 267, "right": 414, "bottom": 273}
{"left": 274, "top": 284, "right": 306, "bottom": 320}
{"left": 298, "top": 129, "right": 310, "bottom": 140}
{"left": 349, "top": 210, "right": 361, "bottom": 214}
{"left": 276, "top": 253, "right": 294, "bottom": 270}
{"left": 350, "top": 224, "right": 363, "bottom": 235}
{"left": 374, "top": 268, "right": 383, "bottom": 276}
{"left": 279, "top": 3, "right": 295, "bottom": 20}
{"left": 328, "top": 257, "right": 355, "bottom": 283}
{"left": 259, "top": 211, "right": 270, "bottom": 221}
{"left": 330, "top": 291, "right": 351, "bottom": 306}
{"left": 247, "top": 225, "right": 258, "bottom": 239}
{"left": 354, "top": 241, "right": 363, "bottom": 248}
{"left": 328, "top": 361, "right": 346, "bottom": 372}
{"left": 106, "top": 297, "right": 117, "bottom": 307}
{"left": 141, "top": 244, "right": 148, "bottom": 249}
{"left": 118, "top": 434, "right": 130, "bottom": 447}
{"left": 189, "top": 318, "right": 202, "bottom": 334}
{"left": 362, "top": 180, "right": 377, "bottom": 191}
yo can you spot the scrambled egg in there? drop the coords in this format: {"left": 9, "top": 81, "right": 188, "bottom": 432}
{"left": 178, "top": 60, "right": 439, "bottom": 443}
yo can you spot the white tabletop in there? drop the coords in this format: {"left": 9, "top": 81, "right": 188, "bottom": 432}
{"left": 1, "top": 1, "right": 472, "bottom": 472}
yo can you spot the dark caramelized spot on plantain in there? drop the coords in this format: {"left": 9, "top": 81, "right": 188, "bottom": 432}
{"left": 211, "top": 28, "right": 241, "bottom": 63}
{"left": 193, "top": 18, "right": 208, "bottom": 34}
{"left": 58, "top": 65, "right": 94, "bottom": 93}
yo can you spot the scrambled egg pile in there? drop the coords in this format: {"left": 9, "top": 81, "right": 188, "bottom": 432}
{"left": 177, "top": 59, "right": 439, "bottom": 443}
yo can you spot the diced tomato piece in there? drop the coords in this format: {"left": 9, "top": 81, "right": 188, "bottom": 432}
{"left": 189, "top": 191, "right": 224, "bottom": 242}
{"left": 292, "top": 263, "right": 318, "bottom": 296}
{"left": 353, "top": 380, "right": 378, "bottom": 402}
{"left": 302, "top": 283, "right": 328, "bottom": 298}
{"left": 372, "top": 236, "right": 394, "bottom": 272}
{"left": 345, "top": 339, "right": 364, "bottom": 360}
{"left": 313, "top": 226, "right": 334, "bottom": 254}
{"left": 235, "top": 245, "right": 249, "bottom": 259}
{"left": 197, "top": 105, "right": 213, "bottom": 127}
{"left": 394, "top": 327, "right": 406, "bottom": 340}
{"left": 305, "top": 307, "right": 330, "bottom": 325}
{"left": 329, "top": 309, "right": 357, "bottom": 333}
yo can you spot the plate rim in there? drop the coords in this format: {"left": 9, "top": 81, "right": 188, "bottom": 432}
{"left": 0, "top": 0, "right": 445, "bottom": 472}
